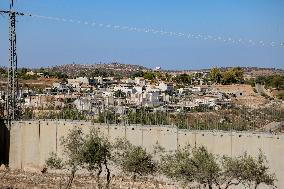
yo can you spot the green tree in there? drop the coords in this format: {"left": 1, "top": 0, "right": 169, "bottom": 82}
{"left": 22, "top": 107, "right": 33, "bottom": 119}
{"left": 131, "top": 70, "right": 144, "bottom": 78}
{"left": 55, "top": 72, "right": 68, "bottom": 79}
{"left": 174, "top": 73, "right": 192, "bottom": 85}
{"left": 271, "top": 75, "right": 284, "bottom": 90}
{"left": 222, "top": 70, "right": 236, "bottom": 84}
{"left": 210, "top": 67, "right": 222, "bottom": 84}
{"left": 114, "top": 89, "right": 126, "bottom": 98}
{"left": 143, "top": 71, "right": 156, "bottom": 81}
{"left": 160, "top": 146, "right": 221, "bottom": 188}
{"left": 46, "top": 152, "right": 63, "bottom": 169}
{"left": 221, "top": 67, "right": 244, "bottom": 85}
{"left": 190, "top": 146, "right": 221, "bottom": 189}
{"left": 220, "top": 155, "right": 246, "bottom": 188}
{"left": 160, "top": 146, "right": 194, "bottom": 184}
{"left": 277, "top": 92, "right": 284, "bottom": 100}
{"left": 159, "top": 146, "right": 276, "bottom": 189}
{"left": 18, "top": 68, "right": 28, "bottom": 78}
{"left": 232, "top": 67, "right": 244, "bottom": 83}
{"left": 113, "top": 139, "right": 157, "bottom": 185}
{"left": 255, "top": 76, "right": 266, "bottom": 84}
{"left": 60, "top": 127, "right": 84, "bottom": 189}
{"left": 238, "top": 152, "right": 276, "bottom": 189}
{"left": 0, "top": 67, "right": 6, "bottom": 74}
{"left": 81, "top": 129, "right": 112, "bottom": 188}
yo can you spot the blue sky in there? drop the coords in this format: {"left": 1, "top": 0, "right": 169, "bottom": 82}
{"left": 0, "top": 0, "right": 284, "bottom": 70}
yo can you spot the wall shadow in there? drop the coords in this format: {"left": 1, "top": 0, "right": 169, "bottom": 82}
{"left": 0, "top": 119, "right": 10, "bottom": 165}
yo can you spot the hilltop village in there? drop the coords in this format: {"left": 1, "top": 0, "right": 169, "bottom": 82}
{"left": 0, "top": 63, "right": 284, "bottom": 131}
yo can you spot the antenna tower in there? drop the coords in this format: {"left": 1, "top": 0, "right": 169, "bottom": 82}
{"left": 0, "top": 0, "right": 24, "bottom": 120}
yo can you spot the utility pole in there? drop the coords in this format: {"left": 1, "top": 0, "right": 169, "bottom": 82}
{"left": 1, "top": 0, "right": 28, "bottom": 121}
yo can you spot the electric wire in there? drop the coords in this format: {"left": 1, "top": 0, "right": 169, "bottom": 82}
{"left": 15, "top": 12, "right": 284, "bottom": 49}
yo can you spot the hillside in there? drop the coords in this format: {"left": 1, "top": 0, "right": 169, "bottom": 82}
{"left": 167, "top": 67, "right": 284, "bottom": 76}
{"left": 45, "top": 62, "right": 150, "bottom": 78}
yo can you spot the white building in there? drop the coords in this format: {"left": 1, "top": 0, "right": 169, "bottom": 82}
{"left": 145, "top": 91, "right": 163, "bottom": 107}
{"left": 193, "top": 97, "right": 217, "bottom": 107}
{"left": 158, "top": 82, "right": 174, "bottom": 92}
{"left": 114, "top": 86, "right": 135, "bottom": 96}
{"left": 133, "top": 86, "right": 143, "bottom": 93}
{"left": 74, "top": 98, "right": 93, "bottom": 112}
{"left": 26, "top": 71, "right": 35, "bottom": 76}
{"left": 135, "top": 77, "right": 146, "bottom": 86}
{"left": 120, "top": 78, "right": 135, "bottom": 84}
{"left": 94, "top": 76, "right": 103, "bottom": 85}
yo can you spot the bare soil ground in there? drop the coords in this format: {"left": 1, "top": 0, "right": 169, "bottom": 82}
{"left": 233, "top": 96, "right": 267, "bottom": 108}
{"left": 214, "top": 84, "right": 255, "bottom": 96}
{"left": 0, "top": 169, "right": 179, "bottom": 189}
{"left": 0, "top": 78, "right": 59, "bottom": 88}
{"left": 213, "top": 84, "right": 267, "bottom": 108}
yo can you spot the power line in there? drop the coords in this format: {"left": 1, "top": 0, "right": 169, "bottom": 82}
{"left": 19, "top": 13, "right": 284, "bottom": 49}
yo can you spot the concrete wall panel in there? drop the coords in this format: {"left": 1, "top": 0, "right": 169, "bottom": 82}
{"left": 56, "top": 121, "right": 70, "bottom": 158}
{"left": 39, "top": 120, "right": 57, "bottom": 166}
{"left": 142, "top": 126, "right": 177, "bottom": 152}
{"left": 9, "top": 122, "right": 22, "bottom": 169}
{"left": 8, "top": 120, "right": 284, "bottom": 188}
{"left": 94, "top": 124, "right": 109, "bottom": 138}
{"left": 177, "top": 130, "right": 195, "bottom": 149}
{"left": 21, "top": 121, "right": 40, "bottom": 169}
{"left": 126, "top": 126, "right": 142, "bottom": 146}
{"left": 108, "top": 126, "right": 125, "bottom": 143}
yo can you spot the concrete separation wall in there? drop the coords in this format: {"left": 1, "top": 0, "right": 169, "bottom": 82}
{"left": 8, "top": 120, "right": 284, "bottom": 188}
{"left": 0, "top": 120, "right": 9, "bottom": 165}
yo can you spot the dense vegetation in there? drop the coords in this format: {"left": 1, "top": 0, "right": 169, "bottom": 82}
{"left": 210, "top": 67, "right": 244, "bottom": 84}
{"left": 0, "top": 67, "right": 7, "bottom": 78}
{"left": 94, "top": 105, "right": 284, "bottom": 131}
{"left": 256, "top": 75, "right": 284, "bottom": 90}
{"left": 22, "top": 107, "right": 87, "bottom": 120}
{"left": 22, "top": 103, "right": 284, "bottom": 131}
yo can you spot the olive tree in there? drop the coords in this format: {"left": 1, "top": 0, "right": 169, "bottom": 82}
{"left": 113, "top": 139, "right": 157, "bottom": 185}
{"left": 81, "top": 129, "right": 112, "bottom": 189}
{"left": 237, "top": 152, "right": 276, "bottom": 189}
{"left": 219, "top": 155, "right": 245, "bottom": 189}
{"left": 160, "top": 146, "right": 195, "bottom": 184}
{"left": 61, "top": 127, "right": 85, "bottom": 188}
{"left": 46, "top": 127, "right": 84, "bottom": 189}
{"left": 159, "top": 146, "right": 276, "bottom": 189}
{"left": 46, "top": 128, "right": 114, "bottom": 189}
{"left": 191, "top": 146, "right": 221, "bottom": 189}
{"left": 218, "top": 151, "right": 276, "bottom": 189}
{"left": 160, "top": 146, "right": 220, "bottom": 188}
{"left": 46, "top": 152, "right": 63, "bottom": 170}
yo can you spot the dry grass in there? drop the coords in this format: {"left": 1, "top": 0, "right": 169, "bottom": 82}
{"left": 0, "top": 169, "right": 180, "bottom": 189}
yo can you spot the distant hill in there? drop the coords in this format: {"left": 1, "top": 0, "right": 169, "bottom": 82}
{"left": 166, "top": 67, "right": 284, "bottom": 76}
{"left": 44, "top": 62, "right": 150, "bottom": 78}
{"left": 2, "top": 64, "right": 284, "bottom": 78}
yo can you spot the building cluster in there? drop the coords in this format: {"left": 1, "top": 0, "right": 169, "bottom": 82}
{"left": 18, "top": 73, "right": 245, "bottom": 119}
